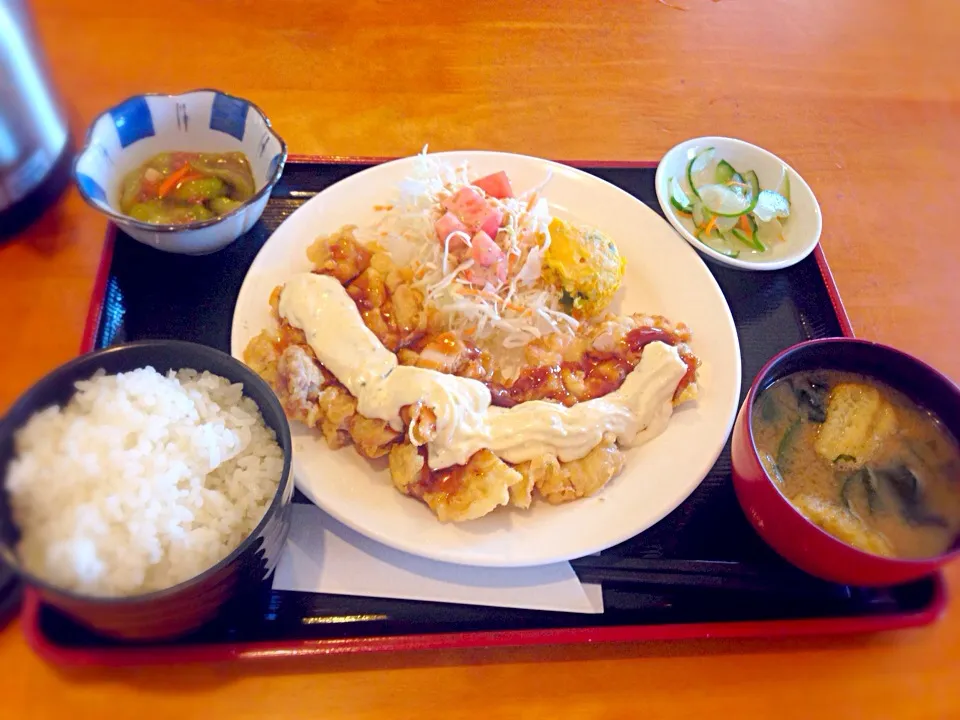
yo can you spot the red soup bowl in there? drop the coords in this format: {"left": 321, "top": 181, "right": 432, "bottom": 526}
{"left": 731, "top": 337, "right": 960, "bottom": 587}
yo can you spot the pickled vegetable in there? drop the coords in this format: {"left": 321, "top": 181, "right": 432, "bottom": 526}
{"left": 672, "top": 148, "right": 793, "bottom": 258}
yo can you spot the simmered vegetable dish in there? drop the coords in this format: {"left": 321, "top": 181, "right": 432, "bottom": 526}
{"left": 753, "top": 370, "right": 960, "bottom": 558}
{"left": 118, "top": 151, "right": 256, "bottom": 224}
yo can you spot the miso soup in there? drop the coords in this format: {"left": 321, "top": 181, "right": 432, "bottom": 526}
{"left": 752, "top": 370, "right": 960, "bottom": 558}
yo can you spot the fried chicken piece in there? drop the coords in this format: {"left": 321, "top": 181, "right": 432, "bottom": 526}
{"left": 369, "top": 250, "right": 413, "bottom": 293}
{"left": 306, "top": 225, "right": 371, "bottom": 284}
{"left": 397, "top": 348, "right": 420, "bottom": 367}
{"left": 400, "top": 402, "right": 437, "bottom": 445}
{"left": 390, "top": 284, "right": 427, "bottom": 339}
{"left": 388, "top": 446, "right": 525, "bottom": 522}
{"left": 518, "top": 436, "right": 625, "bottom": 505}
{"left": 399, "top": 336, "right": 493, "bottom": 384}
{"left": 368, "top": 250, "right": 396, "bottom": 276}
{"left": 316, "top": 384, "right": 358, "bottom": 449}
{"left": 243, "top": 330, "right": 280, "bottom": 388}
{"left": 388, "top": 442, "right": 426, "bottom": 496}
{"left": 260, "top": 336, "right": 371, "bottom": 454}
{"left": 343, "top": 263, "right": 427, "bottom": 351}
{"left": 675, "top": 376, "right": 699, "bottom": 405}
{"left": 278, "top": 319, "right": 309, "bottom": 350}
{"left": 269, "top": 286, "right": 312, "bottom": 353}
{"left": 347, "top": 266, "right": 387, "bottom": 310}
{"left": 360, "top": 306, "right": 393, "bottom": 348}
{"left": 276, "top": 345, "right": 326, "bottom": 426}
{"left": 560, "top": 365, "right": 587, "bottom": 398}
{"left": 523, "top": 330, "right": 571, "bottom": 369}
{"left": 420, "top": 450, "right": 525, "bottom": 522}
{"left": 409, "top": 332, "right": 471, "bottom": 373}
{"left": 508, "top": 470, "right": 534, "bottom": 510}
{"left": 348, "top": 414, "right": 401, "bottom": 459}
{"left": 487, "top": 312, "right": 698, "bottom": 407}
{"left": 268, "top": 285, "right": 283, "bottom": 318}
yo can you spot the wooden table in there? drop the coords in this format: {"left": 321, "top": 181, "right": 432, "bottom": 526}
{"left": 2, "top": 0, "right": 959, "bottom": 716}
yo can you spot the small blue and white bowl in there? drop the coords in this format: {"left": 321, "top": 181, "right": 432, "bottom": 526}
{"left": 74, "top": 89, "right": 287, "bottom": 255}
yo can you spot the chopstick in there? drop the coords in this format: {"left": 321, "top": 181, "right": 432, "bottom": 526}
{"left": 570, "top": 557, "right": 852, "bottom": 598}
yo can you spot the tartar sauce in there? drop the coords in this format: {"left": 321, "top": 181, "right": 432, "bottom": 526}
{"left": 279, "top": 273, "right": 687, "bottom": 469}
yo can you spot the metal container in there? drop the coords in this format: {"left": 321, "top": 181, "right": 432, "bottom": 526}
{"left": 0, "top": 0, "right": 70, "bottom": 236}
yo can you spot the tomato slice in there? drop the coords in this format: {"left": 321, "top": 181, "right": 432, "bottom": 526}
{"left": 473, "top": 171, "right": 514, "bottom": 199}
{"left": 463, "top": 230, "right": 507, "bottom": 286}
{"left": 479, "top": 206, "right": 502, "bottom": 238}
{"left": 442, "top": 187, "right": 503, "bottom": 236}
{"left": 435, "top": 211, "right": 468, "bottom": 244}
{"left": 468, "top": 230, "right": 503, "bottom": 266}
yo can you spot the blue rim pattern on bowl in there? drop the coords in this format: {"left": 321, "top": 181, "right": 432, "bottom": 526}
{"left": 73, "top": 88, "right": 288, "bottom": 234}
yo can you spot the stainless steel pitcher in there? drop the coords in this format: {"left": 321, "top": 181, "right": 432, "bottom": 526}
{"left": 0, "top": 0, "right": 69, "bottom": 232}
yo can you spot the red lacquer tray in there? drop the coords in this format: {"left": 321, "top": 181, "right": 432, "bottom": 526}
{"left": 20, "top": 157, "right": 945, "bottom": 665}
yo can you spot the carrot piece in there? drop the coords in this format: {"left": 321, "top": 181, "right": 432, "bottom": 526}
{"left": 157, "top": 164, "right": 191, "bottom": 198}
{"left": 702, "top": 215, "right": 718, "bottom": 236}
{"left": 737, "top": 214, "right": 751, "bottom": 231}
{"left": 458, "top": 287, "right": 498, "bottom": 300}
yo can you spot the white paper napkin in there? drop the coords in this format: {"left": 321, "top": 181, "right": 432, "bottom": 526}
{"left": 273, "top": 503, "right": 604, "bottom": 614}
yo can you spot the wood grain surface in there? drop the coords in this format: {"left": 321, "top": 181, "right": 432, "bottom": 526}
{"left": 2, "top": 0, "right": 959, "bottom": 717}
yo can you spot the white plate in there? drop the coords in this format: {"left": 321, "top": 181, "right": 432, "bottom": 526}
{"left": 655, "top": 136, "right": 823, "bottom": 271}
{"left": 231, "top": 151, "right": 741, "bottom": 567}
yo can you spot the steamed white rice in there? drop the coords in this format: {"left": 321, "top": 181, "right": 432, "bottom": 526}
{"left": 5, "top": 367, "right": 283, "bottom": 597}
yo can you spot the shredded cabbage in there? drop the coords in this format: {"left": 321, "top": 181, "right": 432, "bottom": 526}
{"left": 358, "top": 150, "right": 577, "bottom": 353}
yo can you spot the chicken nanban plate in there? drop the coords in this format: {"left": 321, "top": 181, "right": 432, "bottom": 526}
{"left": 244, "top": 155, "right": 701, "bottom": 522}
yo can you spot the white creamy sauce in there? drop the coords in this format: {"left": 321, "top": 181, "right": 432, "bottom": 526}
{"left": 279, "top": 273, "right": 687, "bottom": 470}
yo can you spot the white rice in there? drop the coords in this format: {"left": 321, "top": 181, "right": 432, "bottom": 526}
{"left": 4, "top": 367, "right": 283, "bottom": 598}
